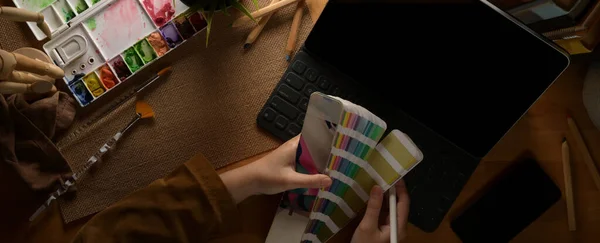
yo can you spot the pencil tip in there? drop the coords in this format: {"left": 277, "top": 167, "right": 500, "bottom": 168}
{"left": 563, "top": 137, "right": 567, "bottom": 143}
{"left": 243, "top": 43, "right": 252, "bottom": 49}
{"left": 285, "top": 55, "right": 291, "bottom": 62}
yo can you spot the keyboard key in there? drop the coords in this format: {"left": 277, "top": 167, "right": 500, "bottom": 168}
{"left": 274, "top": 116, "right": 289, "bottom": 130}
{"left": 292, "top": 61, "right": 307, "bottom": 74}
{"left": 297, "top": 113, "right": 305, "bottom": 126}
{"left": 278, "top": 84, "right": 301, "bottom": 104}
{"left": 318, "top": 76, "right": 331, "bottom": 91}
{"left": 270, "top": 97, "right": 299, "bottom": 120}
{"left": 287, "top": 123, "right": 301, "bottom": 136}
{"left": 262, "top": 108, "right": 276, "bottom": 122}
{"left": 284, "top": 73, "right": 305, "bottom": 90}
{"left": 299, "top": 97, "right": 309, "bottom": 111}
{"left": 304, "top": 68, "right": 318, "bottom": 82}
{"left": 304, "top": 84, "right": 318, "bottom": 97}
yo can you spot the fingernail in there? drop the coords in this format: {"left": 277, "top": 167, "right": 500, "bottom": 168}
{"left": 321, "top": 177, "right": 332, "bottom": 187}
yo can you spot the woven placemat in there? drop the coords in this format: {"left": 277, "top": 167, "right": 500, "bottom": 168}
{"left": 54, "top": 1, "right": 314, "bottom": 223}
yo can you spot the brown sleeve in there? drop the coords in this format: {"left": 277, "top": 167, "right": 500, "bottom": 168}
{"left": 72, "top": 153, "right": 250, "bottom": 243}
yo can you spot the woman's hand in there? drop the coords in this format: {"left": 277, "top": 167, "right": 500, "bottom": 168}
{"left": 351, "top": 180, "right": 410, "bottom": 243}
{"left": 220, "top": 136, "right": 332, "bottom": 203}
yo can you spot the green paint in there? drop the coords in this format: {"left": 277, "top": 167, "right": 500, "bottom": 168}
{"left": 92, "top": 0, "right": 101, "bottom": 4}
{"left": 75, "top": 0, "right": 89, "bottom": 14}
{"left": 133, "top": 39, "right": 157, "bottom": 64}
{"left": 122, "top": 48, "right": 144, "bottom": 73}
{"left": 62, "top": 8, "right": 75, "bottom": 22}
{"left": 21, "top": 0, "right": 55, "bottom": 11}
{"left": 85, "top": 18, "right": 96, "bottom": 31}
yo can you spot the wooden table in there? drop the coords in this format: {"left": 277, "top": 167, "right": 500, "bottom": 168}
{"left": 2, "top": 1, "right": 600, "bottom": 242}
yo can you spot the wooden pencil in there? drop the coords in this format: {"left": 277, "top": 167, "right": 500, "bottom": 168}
{"left": 231, "top": 0, "right": 300, "bottom": 28}
{"left": 244, "top": 0, "right": 281, "bottom": 49}
{"left": 567, "top": 116, "right": 600, "bottom": 191}
{"left": 562, "top": 139, "right": 576, "bottom": 231}
{"left": 285, "top": 0, "right": 304, "bottom": 61}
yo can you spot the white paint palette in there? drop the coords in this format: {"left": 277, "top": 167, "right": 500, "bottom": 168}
{"left": 35, "top": 0, "right": 209, "bottom": 106}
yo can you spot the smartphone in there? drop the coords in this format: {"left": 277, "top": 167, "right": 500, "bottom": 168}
{"left": 450, "top": 158, "right": 561, "bottom": 243}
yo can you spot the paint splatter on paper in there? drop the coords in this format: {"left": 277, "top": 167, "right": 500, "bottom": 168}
{"left": 188, "top": 12, "right": 207, "bottom": 32}
{"left": 160, "top": 22, "right": 182, "bottom": 48}
{"left": 123, "top": 47, "right": 144, "bottom": 73}
{"left": 17, "top": 0, "right": 56, "bottom": 13}
{"left": 109, "top": 56, "right": 132, "bottom": 81}
{"left": 75, "top": 0, "right": 89, "bottom": 13}
{"left": 70, "top": 80, "right": 93, "bottom": 105}
{"left": 147, "top": 31, "right": 169, "bottom": 56}
{"left": 174, "top": 15, "right": 195, "bottom": 39}
{"left": 99, "top": 65, "right": 119, "bottom": 89}
{"left": 86, "top": 0, "right": 153, "bottom": 60}
{"left": 134, "top": 39, "right": 158, "bottom": 64}
{"left": 142, "top": 0, "right": 175, "bottom": 27}
{"left": 83, "top": 72, "right": 105, "bottom": 97}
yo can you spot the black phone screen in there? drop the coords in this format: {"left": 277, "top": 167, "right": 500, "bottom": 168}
{"left": 450, "top": 158, "right": 561, "bottom": 243}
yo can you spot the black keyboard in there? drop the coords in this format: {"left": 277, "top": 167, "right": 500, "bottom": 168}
{"left": 257, "top": 50, "right": 358, "bottom": 141}
{"left": 257, "top": 49, "right": 480, "bottom": 232}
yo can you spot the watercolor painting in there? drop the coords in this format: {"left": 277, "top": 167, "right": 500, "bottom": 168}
{"left": 188, "top": 12, "right": 207, "bottom": 32}
{"left": 109, "top": 56, "right": 132, "bottom": 81}
{"left": 159, "top": 22, "right": 182, "bottom": 48}
{"left": 70, "top": 80, "right": 93, "bottom": 105}
{"left": 98, "top": 65, "right": 119, "bottom": 89}
{"left": 85, "top": 0, "right": 154, "bottom": 60}
{"left": 122, "top": 47, "right": 144, "bottom": 73}
{"left": 174, "top": 15, "right": 195, "bottom": 40}
{"left": 133, "top": 39, "right": 158, "bottom": 64}
{"left": 83, "top": 72, "right": 105, "bottom": 97}
{"left": 147, "top": 31, "right": 169, "bottom": 56}
{"left": 141, "top": 0, "right": 175, "bottom": 27}
{"left": 16, "top": 0, "right": 56, "bottom": 13}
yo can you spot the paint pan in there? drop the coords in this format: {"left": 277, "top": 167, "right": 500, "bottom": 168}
{"left": 42, "top": 6, "right": 64, "bottom": 32}
{"left": 98, "top": 65, "right": 119, "bottom": 89}
{"left": 133, "top": 39, "right": 158, "bottom": 64}
{"left": 13, "top": 0, "right": 57, "bottom": 13}
{"left": 122, "top": 47, "right": 145, "bottom": 73}
{"left": 140, "top": 0, "right": 175, "bottom": 27}
{"left": 69, "top": 0, "right": 89, "bottom": 14}
{"left": 109, "top": 56, "right": 132, "bottom": 81}
{"left": 188, "top": 12, "right": 207, "bottom": 32}
{"left": 146, "top": 31, "right": 169, "bottom": 56}
{"left": 173, "top": 15, "right": 195, "bottom": 39}
{"left": 159, "top": 22, "right": 182, "bottom": 48}
{"left": 84, "top": 0, "right": 154, "bottom": 60}
{"left": 89, "top": 0, "right": 102, "bottom": 5}
{"left": 54, "top": 0, "right": 76, "bottom": 22}
{"left": 83, "top": 72, "right": 105, "bottom": 97}
{"left": 69, "top": 79, "right": 94, "bottom": 105}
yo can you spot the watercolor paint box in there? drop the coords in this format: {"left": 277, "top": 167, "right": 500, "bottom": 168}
{"left": 35, "top": 0, "right": 209, "bottom": 106}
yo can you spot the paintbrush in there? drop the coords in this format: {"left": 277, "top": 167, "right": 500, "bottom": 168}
{"left": 29, "top": 101, "right": 156, "bottom": 221}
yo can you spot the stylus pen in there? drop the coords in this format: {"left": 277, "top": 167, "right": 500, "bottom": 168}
{"left": 389, "top": 186, "right": 398, "bottom": 243}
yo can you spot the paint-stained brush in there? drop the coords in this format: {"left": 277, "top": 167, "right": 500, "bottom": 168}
{"left": 30, "top": 101, "right": 156, "bottom": 221}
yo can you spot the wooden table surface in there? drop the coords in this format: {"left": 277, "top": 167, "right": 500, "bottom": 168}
{"left": 3, "top": 0, "right": 600, "bottom": 242}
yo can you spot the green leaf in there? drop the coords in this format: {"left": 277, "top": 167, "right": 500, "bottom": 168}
{"left": 200, "top": 10, "right": 214, "bottom": 47}
{"left": 231, "top": 1, "right": 256, "bottom": 23}
{"left": 221, "top": 1, "right": 230, "bottom": 16}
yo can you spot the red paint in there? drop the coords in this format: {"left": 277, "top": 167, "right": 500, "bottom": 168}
{"left": 142, "top": 0, "right": 175, "bottom": 27}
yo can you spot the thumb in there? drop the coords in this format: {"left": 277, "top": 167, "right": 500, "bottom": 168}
{"left": 285, "top": 171, "right": 332, "bottom": 189}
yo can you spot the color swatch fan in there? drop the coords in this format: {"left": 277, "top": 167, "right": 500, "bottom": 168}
{"left": 266, "top": 92, "right": 423, "bottom": 243}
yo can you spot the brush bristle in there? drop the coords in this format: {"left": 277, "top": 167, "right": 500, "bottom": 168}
{"left": 136, "top": 101, "right": 155, "bottom": 119}
{"left": 158, "top": 67, "right": 172, "bottom": 76}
